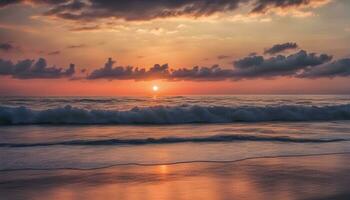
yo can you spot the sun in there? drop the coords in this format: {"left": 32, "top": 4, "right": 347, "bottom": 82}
{"left": 152, "top": 85, "right": 159, "bottom": 92}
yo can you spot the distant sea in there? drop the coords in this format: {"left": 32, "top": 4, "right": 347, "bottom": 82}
{"left": 1, "top": 95, "right": 350, "bottom": 170}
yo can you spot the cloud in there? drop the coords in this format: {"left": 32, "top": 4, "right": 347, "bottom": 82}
{"left": 0, "top": 0, "right": 69, "bottom": 8}
{"left": 0, "top": 0, "right": 22, "bottom": 8}
{"left": 47, "top": 50, "right": 61, "bottom": 55}
{"left": 171, "top": 65, "right": 235, "bottom": 81}
{"left": 44, "top": 0, "right": 243, "bottom": 21}
{"left": 3, "top": 0, "right": 330, "bottom": 22}
{"left": 44, "top": 0, "right": 86, "bottom": 15}
{"left": 250, "top": 0, "right": 330, "bottom": 14}
{"left": 69, "top": 25, "right": 100, "bottom": 32}
{"left": 0, "top": 42, "right": 13, "bottom": 51}
{"left": 67, "top": 44, "right": 86, "bottom": 48}
{"left": 264, "top": 42, "right": 298, "bottom": 54}
{"left": 297, "top": 58, "right": 350, "bottom": 78}
{"left": 87, "top": 58, "right": 236, "bottom": 81}
{"left": 233, "top": 50, "right": 332, "bottom": 78}
{"left": 170, "top": 50, "right": 334, "bottom": 80}
{"left": 217, "top": 55, "right": 231, "bottom": 60}
{"left": 86, "top": 49, "right": 343, "bottom": 81}
{"left": 87, "top": 58, "right": 170, "bottom": 80}
{"left": 0, "top": 57, "right": 75, "bottom": 79}
{"left": 1, "top": 44, "right": 348, "bottom": 81}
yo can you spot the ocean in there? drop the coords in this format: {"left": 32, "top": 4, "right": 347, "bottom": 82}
{"left": 1, "top": 95, "right": 350, "bottom": 170}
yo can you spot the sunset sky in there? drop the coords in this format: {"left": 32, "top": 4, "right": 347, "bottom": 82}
{"left": 0, "top": 0, "right": 349, "bottom": 95}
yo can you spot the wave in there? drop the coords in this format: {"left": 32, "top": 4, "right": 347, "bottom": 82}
{"left": 1, "top": 104, "right": 350, "bottom": 125}
{"left": 0, "top": 134, "right": 347, "bottom": 147}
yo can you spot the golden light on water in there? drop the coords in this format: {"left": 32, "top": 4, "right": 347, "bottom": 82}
{"left": 159, "top": 165, "right": 168, "bottom": 174}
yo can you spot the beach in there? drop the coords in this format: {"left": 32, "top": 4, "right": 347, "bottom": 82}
{"left": 1, "top": 153, "right": 350, "bottom": 200}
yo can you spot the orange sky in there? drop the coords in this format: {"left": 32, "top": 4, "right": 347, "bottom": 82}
{"left": 0, "top": 0, "right": 350, "bottom": 95}
{"left": 1, "top": 77, "right": 349, "bottom": 96}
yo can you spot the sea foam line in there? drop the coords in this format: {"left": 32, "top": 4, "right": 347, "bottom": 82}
{"left": 0, "top": 134, "right": 347, "bottom": 148}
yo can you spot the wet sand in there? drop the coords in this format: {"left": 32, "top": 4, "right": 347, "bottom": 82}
{"left": 1, "top": 153, "right": 350, "bottom": 200}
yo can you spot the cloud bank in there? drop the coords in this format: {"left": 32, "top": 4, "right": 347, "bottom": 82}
{"left": 0, "top": 57, "right": 75, "bottom": 79}
{"left": 1, "top": 0, "right": 330, "bottom": 21}
{"left": 86, "top": 49, "right": 348, "bottom": 81}
{"left": 1, "top": 43, "right": 349, "bottom": 81}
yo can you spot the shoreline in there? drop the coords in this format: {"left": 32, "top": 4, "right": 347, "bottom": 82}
{"left": 1, "top": 153, "right": 350, "bottom": 200}
{"left": 1, "top": 151, "right": 350, "bottom": 172}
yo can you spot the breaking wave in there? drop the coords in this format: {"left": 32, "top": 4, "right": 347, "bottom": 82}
{"left": 0, "top": 134, "right": 347, "bottom": 147}
{"left": 1, "top": 104, "right": 350, "bottom": 125}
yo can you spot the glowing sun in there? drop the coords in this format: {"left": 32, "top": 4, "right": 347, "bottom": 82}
{"left": 152, "top": 85, "right": 159, "bottom": 92}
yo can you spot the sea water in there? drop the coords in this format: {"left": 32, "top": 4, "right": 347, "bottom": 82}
{"left": 1, "top": 95, "right": 350, "bottom": 170}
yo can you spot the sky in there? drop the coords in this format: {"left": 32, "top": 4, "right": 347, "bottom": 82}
{"left": 0, "top": 0, "right": 349, "bottom": 96}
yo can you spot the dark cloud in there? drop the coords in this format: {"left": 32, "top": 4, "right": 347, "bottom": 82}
{"left": 0, "top": 0, "right": 22, "bottom": 8}
{"left": 45, "top": 0, "right": 86, "bottom": 15}
{"left": 0, "top": 0, "right": 327, "bottom": 22}
{"left": 1, "top": 45, "right": 348, "bottom": 81}
{"left": 264, "top": 42, "right": 298, "bottom": 55}
{"left": 46, "top": 0, "right": 243, "bottom": 21}
{"left": 0, "top": 59, "right": 13, "bottom": 75}
{"left": 86, "top": 50, "right": 342, "bottom": 81}
{"left": 87, "top": 58, "right": 236, "bottom": 81}
{"left": 298, "top": 58, "right": 350, "bottom": 78}
{"left": 250, "top": 0, "right": 326, "bottom": 13}
{"left": 87, "top": 58, "right": 170, "bottom": 80}
{"left": 233, "top": 50, "right": 332, "bottom": 78}
{"left": 171, "top": 65, "right": 235, "bottom": 81}
{"left": 47, "top": 50, "right": 60, "bottom": 55}
{"left": 0, "top": 42, "right": 13, "bottom": 51}
{"left": 0, "top": 57, "right": 75, "bottom": 79}
{"left": 170, "top": 51, "right": 333, "bottom": 80}
{"left": 0, "top": 0, "right": 69, "bottom": 8}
